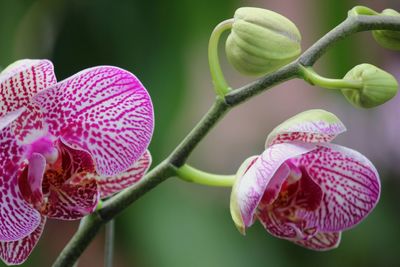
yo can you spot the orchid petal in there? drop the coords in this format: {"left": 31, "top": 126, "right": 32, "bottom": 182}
{"left": 261, "top": 162, "right": 291, "bottom": 205}
{"left": 293, "top": 232, "right": 341, "bottom": 251}
{"left": 230, "top": 156, "right": 258, "bottom": 234}
{"left": 57, "top": 139, "right": 95, "bottom": 178}
{"left": 295, "top": 144, "right": 380, "bottom": 232}
{"left": 0, "top": 216, "right": 46, "bottom": 265}
{"left": 294, "top": 166, "right": 323, "bottom": 211}
{"left": 97, "top": 150, "right": 152, "bottom": 198}
{"left": 12, "top": 103, "right": 48, "bottom": 146}
{"left": 257, "top": 207, "right": 303, "bottom": 240}
{"left": 257, "top": 175, "right": 321, "bottom": 241}
{"left": 43, "top": 177, "right": 100, "bottom": 220}
{"left": 18, "top": 153, "right": 46, "bottom": 207}
{"left": 0, "top": 59, "right": 56, "bottom": 117}
{"left": 266, "top": 109, "right": 346, "bottom": 147}
{"left": 0, "top": 108, "right": 25, "bottom": 132}
{"left": 33, "top": 66, "right": 154, "bottom": 176}
{"left": 232, "top": 142, "right": 316, "bottom": 229}
{"left": 0, "top": 115, "right": 41, "bottom": 241}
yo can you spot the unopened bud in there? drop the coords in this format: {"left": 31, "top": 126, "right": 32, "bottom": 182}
{"left": 372, "top": 9, "right": 400, "bottom": 51}
{"left": 341, "top": 64, "right": 398, "bottom": 108}
{"left": 225, "top": 7, "right": 301, "bottom": 76}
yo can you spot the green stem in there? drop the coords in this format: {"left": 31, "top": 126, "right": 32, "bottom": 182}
{"left": 104, "top": 220, "right": 115, "bottom": 267}
{"left": 176, "top": 164, "right": 235, "bottom": 187}
{"left": 71, "top": 219, "right": 86, "bottom": 267}
{"left": 208, "top": 19, "right": 233, "bottom": 97}
{"left": 298, "top": 65, "right": 362, "bottom": 90}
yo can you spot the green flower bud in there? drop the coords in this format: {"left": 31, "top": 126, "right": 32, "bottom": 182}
{"left": 225, "top": 7, "right": 301, "bottom": 76}
{"left": 372, "top": 9, "right": 400, "bottom": 51}
{"left": 341, "top": 64, "right": 398, "bottom": 108}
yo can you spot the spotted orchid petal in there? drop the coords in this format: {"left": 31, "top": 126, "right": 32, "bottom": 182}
{"left": 294, "top": 143, "right": 380, "bottom": 232}
{"left": 230, "top": 142, "right": 316, "bottom": 232}
{"left": 19, "top": 153, "right": 46, "bottom": 208}
{"left": 293, "top": 232, "right": 341, "bottom": 251}
{"left": 265, "top": 109, "right": 346, "bottom": 147}
{"left": 0, "top": 108, "right": 25, "bottom": 132}
{"left": 97, "top": 150, "right": 152, "bottom": 198}
{"left": 0, "top": 216, "right": 46, "bottom": 265}
{"left": 0, "top": 59, "right": 56, "bottom": 117}
{"left": 0, "top": 113, "right": 41, "bottom": 241}
{"left": 43, "top": 177, "right": 100, "bottom": 220}
{"left": 33, "top": 66, "right": 154, "bottom": 176}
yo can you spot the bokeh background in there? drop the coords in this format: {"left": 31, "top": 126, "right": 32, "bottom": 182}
{"left": 1, "top": 0, "right": 400, "bottom": 266}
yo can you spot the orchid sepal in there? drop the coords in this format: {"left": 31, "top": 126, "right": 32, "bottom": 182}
{"left": 265, "top": 109, "right": 346, "bottom": 147}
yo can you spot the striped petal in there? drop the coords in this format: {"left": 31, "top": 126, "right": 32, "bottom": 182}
{"left": 33, "top": 66, "right": 154, "bottom": 176}
{"left": 0, "top": 59, "right": 56, "bottom": 117}
{"left": 97, "top": 150, "right": 152, "bottom": 198}
{"left": 265, "top": 109, "right": 346, "bottom": 147}
{"left": 257, "top": 204, "right": 306, "bottom": 240}
{"left": 256, "top": 170, "right": 323, "bottom": 241}
{"left": 43, "top": 177, "right": 99, "bottom": 220}
{"left": 293, "top": 232, "right": 341, "bottom": 251}
{"left": 231, "top": 142, "right": 316, "bottom": 231}
{"left": 0, "top": 216, "right": 46, "bottom": 265}
{"left": 294, "top": 144, "right": 380, "bottom": 232}
{"left": 0, "top": 113, "right": 41, "bottom": 241}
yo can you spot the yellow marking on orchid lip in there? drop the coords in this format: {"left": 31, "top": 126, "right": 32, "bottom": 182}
{"left": 286, "top": 209, "right": 297, "bottom": 221}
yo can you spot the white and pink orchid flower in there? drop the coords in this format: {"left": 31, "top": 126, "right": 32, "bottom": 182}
{"left": 0, "top": 59, "right": 154, "bottom": 265}
{"left": 230, "top": 109, "right": 380, "bottom": 251}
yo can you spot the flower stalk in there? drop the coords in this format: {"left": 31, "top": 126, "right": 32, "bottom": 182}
{"left": 299, "top": 65, "right": 363, "bottom": 90}
{"left": 104, "top": 220, "right": 115, "bottom": 267}
{"left": 208, "top": 19, "right": 233, "bottom": 97}
{"left": 175, "top": 164, "right": 235, "bottom": 187}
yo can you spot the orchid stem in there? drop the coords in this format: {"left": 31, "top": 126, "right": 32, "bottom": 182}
{"left": 298, "top": 65, "right": 363, "bottom": 90}
{"left": 72, "top": 217, "right": 88, "bottom": 267}
{"left": 104, "top": 219, "right": 115, "bottom": 267}
{"left": 208, "top": 19, "right": 233, "bottom": 97}
{"left": 175, "top": 164, "right": 235, "bottom": 187}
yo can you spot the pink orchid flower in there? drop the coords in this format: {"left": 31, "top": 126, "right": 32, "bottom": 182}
{"left": 0, "top": 59, "right": 154, "bottom": 265}
{"left": 230, "top": 109, "right": 380, "bottom": 251}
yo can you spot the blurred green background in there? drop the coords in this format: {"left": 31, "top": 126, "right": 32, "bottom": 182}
{"left": 1, "top": 0, "right": 400, "bottom": 266}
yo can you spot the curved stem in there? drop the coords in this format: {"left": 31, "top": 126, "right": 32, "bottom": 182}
{"left": 298, "top": 65, "right": 363, "bottom": 90}
{"left": 208, "top": 19, "right": 233, "bottom": 97}
{"left": 176, "top": 164, "right": 235, "bottom": 187}
{"left": 53, "top": 13, "right": 400, "bottom": 267}
{"left": 104, "top": 220, "right": 115, "bottom": 267}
